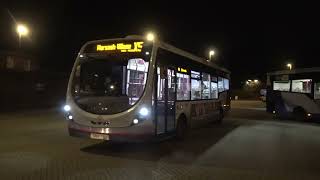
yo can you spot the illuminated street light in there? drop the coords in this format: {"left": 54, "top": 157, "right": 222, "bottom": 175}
{"left": 16, "top": 24, "right": 29, "bottom": 47}
{"left": 209, "top": 50, "right": 215, "bottom": 61}
{"left": 287, "top": 63, "right": 292, "bottom": 70}
{"left": 146, "top": 32, "right": 155, "bottom": 41}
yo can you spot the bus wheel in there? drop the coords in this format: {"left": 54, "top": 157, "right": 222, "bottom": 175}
{"left": 176, "top": 117, "right": 187, "bottom": 140}
{"left": 293, "top": 107, "right": 307, "bottom": 121}
{"left": 217, "top": 108, "right": 224, "bottom": 124}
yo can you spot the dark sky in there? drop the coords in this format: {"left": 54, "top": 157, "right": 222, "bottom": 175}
{"left": 1, "top": 1, "right": 320, "bottom": 87}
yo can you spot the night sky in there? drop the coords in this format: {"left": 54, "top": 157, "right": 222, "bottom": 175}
{"left": 1, "top": 2, "right": 320, "bottom": 88}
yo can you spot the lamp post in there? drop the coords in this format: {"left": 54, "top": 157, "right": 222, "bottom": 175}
{"left": 16, "top": 24, "right": 29, "bottom": 48}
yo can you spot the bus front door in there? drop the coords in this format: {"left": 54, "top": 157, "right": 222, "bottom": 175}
{"left": 155, "top": 67, "right": 176, "bottom": 135}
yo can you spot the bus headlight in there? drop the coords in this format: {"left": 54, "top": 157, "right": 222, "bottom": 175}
{"left": 133, "top": 118, "right": 139, "bottom": 124}
{"left": 139, "top": 107, "right": 149, "bottom": 116}
{"left": 68, "top": 115, "right": 73, "bottom": 120}
{"left": 64, "top": 105, "right": 71, "bottom": 112}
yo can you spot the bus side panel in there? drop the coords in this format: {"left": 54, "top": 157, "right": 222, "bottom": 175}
{"left": 175, "top": 101, "right": 191, "bottom": 126}
{"left": 281, "top": 92, "right": 320, "bottom": 114}
{"left": 176, "top": 100, "right": 221, "bottom": 129}
{"left": 219, "top": 91, "right": 230, "bottom": 112}
{"left": 267, "top": 90, "right": 290, "bottom": 118}
{"left": 316, "top": 100, "right": 320, "bottom": 108}
{"left": 266, "top": 87, "right": 274, "bottom": 113}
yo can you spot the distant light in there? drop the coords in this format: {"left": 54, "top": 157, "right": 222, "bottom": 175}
{"left": 254, "top": 79, "right": 259, "bottom": 83}
{"left": 139, "top": 107, "right": 149, "bottom": 116}
{"left": 146, "top": 33, "right": 155, "bottom": 41}
{"left": 79, "top": 54, "right": 84, "bottom": 58}
{"left": 68, "top": 115, "right": 73, "bottom": 120}
{"left": 145, "top": 51, "right": 150, "bottom": 55}
{"left": 287, "top": 63, "right": 292, "bottom": 70}
{"left": 64, "top": 105, "right": 71, "bottom": 112}
{"left": 16, "top": 24, "right": 29, "bottom": 36}
{"left": 110, "top": 85, "right": 114, "bottom": 89}
{"left": 248, "top": 80, "right": 252, "bottom": 82}
{"left": 307, "top": 113, "right": 312, "bottom": 117}
{"left": 133, "top": 119, "right": 139, "bottom": 124}
{"left": 273, "top": 110, "right": 276, "bottom": 114}
{"left": 208, "top": 50, "right": 215, "bottom": 60}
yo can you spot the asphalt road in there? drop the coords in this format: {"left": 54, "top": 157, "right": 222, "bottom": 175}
{"left": 1, "top": 100, "right": 320, "bottom": 180}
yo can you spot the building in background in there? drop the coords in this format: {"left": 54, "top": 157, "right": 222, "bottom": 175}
{"left": 0, "top": 51, "right": 39, "bottom": 72}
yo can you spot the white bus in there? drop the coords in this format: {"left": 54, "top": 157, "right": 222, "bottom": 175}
{"left": 64, "top": 35, "right": 231, "bottom": 142}
{"left": 266, "top": 68, "right": 320, "bottom": 121}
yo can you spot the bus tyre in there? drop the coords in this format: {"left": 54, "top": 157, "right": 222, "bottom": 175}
{"left": 293, "top": 107, "right": 307, "bottom": 121}
{"left": 217, "top": 108, "right": 224, "bottom": 124}
{"left": 176, "top": 117, "right": 187, "bottom": 140}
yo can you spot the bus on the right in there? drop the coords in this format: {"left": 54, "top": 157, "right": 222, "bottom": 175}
{"left": 266, "top": 68, "right": 320, "bottom": 121}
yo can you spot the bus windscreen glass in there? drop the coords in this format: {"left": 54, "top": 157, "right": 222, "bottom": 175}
{"left": 71, "top": 40, "right": 152, "bottom": 115}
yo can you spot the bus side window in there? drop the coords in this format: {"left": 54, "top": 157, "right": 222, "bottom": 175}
{"left": 315, "top": 82, "right": 320, "bottom": 99}
{"left": 177, "top": 72, "right": 190, "bottom": 100}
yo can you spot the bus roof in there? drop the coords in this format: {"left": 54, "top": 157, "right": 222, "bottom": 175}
{"left": 83, "top": 35, "right": 230, "bottom": 74}
{"left": 267, "top": 67, "right": 320, "bottom": 76}
{"left": 159, "top": 41, "right": 230, "bottom": 74}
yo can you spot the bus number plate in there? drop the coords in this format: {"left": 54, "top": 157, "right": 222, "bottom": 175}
{"left": 90, "top": 133, "right": 110, "bottom": 140}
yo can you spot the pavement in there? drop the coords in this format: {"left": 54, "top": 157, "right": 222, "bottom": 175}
{"left": 1, "top": 100, "right": 320, "bottom": 180}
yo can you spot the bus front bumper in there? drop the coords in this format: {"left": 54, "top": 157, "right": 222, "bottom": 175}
{"left": 68, "top": 120, "right": 154, "bottom": 142}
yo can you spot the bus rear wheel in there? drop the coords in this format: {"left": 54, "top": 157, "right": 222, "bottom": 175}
{"left": 293, "top": 107, "right": 307, "bottom": 121}
{"left": 176, "top": 117, "right": 187, "bottom": 140}
{"left": 216, "top": 108, "right": 224, "bottom": 124}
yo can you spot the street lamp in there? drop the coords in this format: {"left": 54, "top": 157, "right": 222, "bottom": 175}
{"left": 209, "top": 50, "right": 215, "bottom": 61}
{"left": 16, "top": 24, "right": 29, "bottom": 47}
{"left": 287, "top": 63, "right": 292, "bottom": 70}
{"left": 146, "top": 32, "right": 155, "bottom": 41}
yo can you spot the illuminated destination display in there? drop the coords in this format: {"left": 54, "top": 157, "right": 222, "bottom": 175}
{"left": 96, "top": 41, "right": 144, "bottom": 53}
{"left": 178, "top": 67, "right": 188, "bottom": 73}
